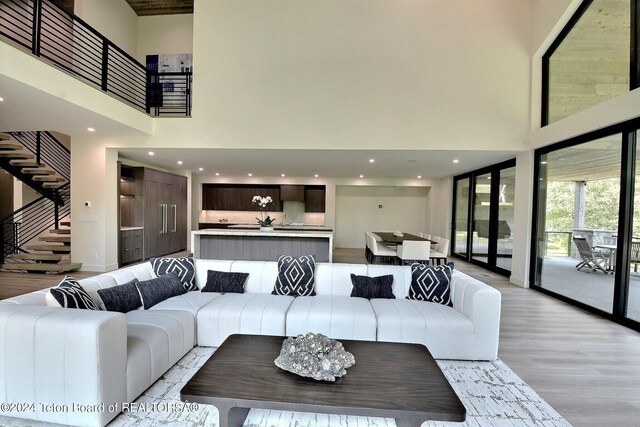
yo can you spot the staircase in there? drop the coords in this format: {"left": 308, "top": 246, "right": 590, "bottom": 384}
{"left": 0, "top": 132, "right": 81, "bottom": 273}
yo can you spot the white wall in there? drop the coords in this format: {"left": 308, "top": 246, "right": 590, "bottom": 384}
{"left": 334, "top": 186, "right": 429, "bottom": 248}
{"left": 74, "top": 0, "right": 138, "bottom": 57}
{"left": 191, "top": 0, "right": 532, "bottom": 151}
{"left": 137, "top": 14, "right": 194, "bottom": 63}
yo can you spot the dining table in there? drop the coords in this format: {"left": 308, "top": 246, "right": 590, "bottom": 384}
{"left": 373, "top": 232, "right": 434, "bottom": 245}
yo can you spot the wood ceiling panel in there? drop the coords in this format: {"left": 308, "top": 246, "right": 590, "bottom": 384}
{"left": 125, "top": 0, "right": 193, "bottom": 16}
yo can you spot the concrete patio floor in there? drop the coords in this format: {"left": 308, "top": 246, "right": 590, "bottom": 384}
{"left": 540, "top": 256, "right": 640, "bottom": 322}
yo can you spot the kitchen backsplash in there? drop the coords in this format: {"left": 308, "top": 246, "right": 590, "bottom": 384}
{"left": 200, "top": 201, "right": 325, "bottom": 225}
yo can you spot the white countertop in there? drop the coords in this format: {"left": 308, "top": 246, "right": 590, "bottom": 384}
{"left": 193, "top": 229, "right": 333, "bottom": 238}
{"left": 120, "top": 226, "right": 144, "bottom": 231}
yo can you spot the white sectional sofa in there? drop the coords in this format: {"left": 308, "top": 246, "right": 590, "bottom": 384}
{"left": 0, "top": 259, "right": 501, "bottom": 427}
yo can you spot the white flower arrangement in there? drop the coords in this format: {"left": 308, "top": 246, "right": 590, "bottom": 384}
{"left": 252, "top": 195, "right": 275, "bottom": 227}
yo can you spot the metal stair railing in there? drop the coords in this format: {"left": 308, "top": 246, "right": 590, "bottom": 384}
{"left": 9, "top": 131, "right": 70, "bottom": 180}
{"left": 0, "top": 182, "right": 70, "bottom": 264}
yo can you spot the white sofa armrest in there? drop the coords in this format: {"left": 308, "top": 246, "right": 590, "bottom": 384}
{"left": 450, "top": 271, "right": 502, "bottom": 360}
{"left": 0, "top": 305, "right": 127, "bottom": 427}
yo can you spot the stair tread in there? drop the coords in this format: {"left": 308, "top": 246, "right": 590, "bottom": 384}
{"left": 0, "top": 133, "right": 10, "bottom": 141}
{"left": 11, "top": 253, "right": 70, "bottom": 261}
{"left": 21, "top": 168, "right": 55, "bottom": 175}
{"left": 42, "top": 182, "right": 65, "bottom": 188}
{"left": 39, "top": 235, "right": 71, "bottom": 243}
{"left": 0, "top": 142, "right": 22, "bottom": 150}
{"left": 49, "top": 229, "right": 71, "bottom": 234}
{"left": 26, "top": 244, "right": 72, "bottom": 252}
{"left": 1, "top": 263, "right": 82, "bottom": 273}
{"left": 60, "top": 221, "right": 71, "bottom": 227}
{"left": 0, "top": 152, "right": 34, "bottom": 159}
{"left": 32, "top": 176, "right": 65, "bottom": 182}
{"left": 9, "top": 160, "right": 42, "bottom": 167}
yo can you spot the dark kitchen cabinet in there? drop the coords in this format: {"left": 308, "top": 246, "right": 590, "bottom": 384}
{"left": 280, "top": 185, "right": 305, "bottom": 201}
{"left": 304, "top": 185, "right": 326, "bottom": 212}
{"left": 118, "top": 165, "right": 188, "bottom": 266}
{"left": 202, "top": 184, "right": 283, "bottom": 211}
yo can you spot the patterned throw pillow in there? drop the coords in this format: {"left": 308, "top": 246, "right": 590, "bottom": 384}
{"left": 272, "top": 255, "right": 316, "bottom": 296}
{"left": 350, "top": 274, "right": 395, "bottom": 299}
{"left": 406, "top": 262, "right": 454, "bottom": 306}
{"left": 150, "top": 255, "right": 197, "bottom": 291}
{"left": 47, "top": 277, "right": 99, "bottom": 310}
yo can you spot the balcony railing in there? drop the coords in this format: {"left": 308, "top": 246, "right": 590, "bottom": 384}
{"left": 0, "top": 0, "right": 191, "bottom": 117}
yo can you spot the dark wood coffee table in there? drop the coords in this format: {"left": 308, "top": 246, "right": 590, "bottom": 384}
{"left": 180, "top": 335, "right": 466, "bottom": 427}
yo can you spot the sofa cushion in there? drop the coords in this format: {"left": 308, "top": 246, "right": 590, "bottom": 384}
{"left": 231, "top": 261, "right": 278, "bottom": 293}
{"left": 371, "top": 298, "right": 474, "bottom": 360}
{"left": 286, "top": 295, "right": 377, "bottom": 341}
{"left": 46, "top": 277, "right": 99, "bottom": 310}
{"left": 125, "top": 310, "right": 195, "bottom": 401}
{"left": 314, "top": 263, "right": 368, "bottom": 296}
{"left": 366, "top": 264, "right": 412, "bottom": 298}
{"left": 350, "top": 274, "right": 395, "bottom": 299}
{"left": 149, "top": 291, "right": 221, "bottom": 316}
{"left": 136, "top": 272, "right": 186, "bottom": 309}
{"left": 407, "top": 262, "right": 454, "bottom": 306}
{"left": 97, "top": 279, "right": 142, "bottom": 313}
{"left": 196, "top": 293, "right": 294, "bottom": 347}
{"left": 272, "top": 255, "right": 316, "bottom": 296}
{"left": 151, "top": 255, "right": 197, "bottom": 291}
{"left": 201, "top": 270, "right": 249, "bottom": 293}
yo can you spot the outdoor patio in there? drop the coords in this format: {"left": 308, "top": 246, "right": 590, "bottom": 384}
{"left": 540, "top": 256, "right": 640, "bottom": 322}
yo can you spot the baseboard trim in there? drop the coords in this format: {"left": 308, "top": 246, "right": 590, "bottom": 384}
{"left": 509, "top": 276, "right": 529, "bottom": 288}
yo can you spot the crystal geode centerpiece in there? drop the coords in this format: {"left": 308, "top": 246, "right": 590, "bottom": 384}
{"left": 274, "top": 333, "right": 355, "bottom": 381}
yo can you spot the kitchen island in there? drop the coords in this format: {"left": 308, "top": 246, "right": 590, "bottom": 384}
{"left": 192, "top": 229, "right": 334, "bottom": 262}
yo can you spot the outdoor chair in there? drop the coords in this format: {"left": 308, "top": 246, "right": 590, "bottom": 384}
{"left": 573, "top": 236, "right": 609, "bottom": 274}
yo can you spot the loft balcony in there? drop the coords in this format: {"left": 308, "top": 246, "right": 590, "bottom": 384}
{"left": 0, "top": 0, "right": 191, "bottom": 117}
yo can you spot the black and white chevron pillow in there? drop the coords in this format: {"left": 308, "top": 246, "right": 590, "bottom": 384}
{"left": 407, "top": 262, "right": 454, "bottom": 306}
{"left": 151, "top": 255, "right": 197, "bottom": 291}
{"left": 47, "top": 277, "right": 99, "bottom": 310}
{"left": 272, "top": 255, "right": 316, "bottom": 296}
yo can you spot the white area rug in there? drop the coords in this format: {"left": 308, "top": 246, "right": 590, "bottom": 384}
{"left": 0, "top": 347, "right": 571, "bottom": 427}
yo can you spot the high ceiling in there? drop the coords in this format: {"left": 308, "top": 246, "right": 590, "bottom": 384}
{"left": 118, "top": 148, "right": 518, "bottom": 180}
{"left": 124, "top": 0, "right": 193, "bottom": 16}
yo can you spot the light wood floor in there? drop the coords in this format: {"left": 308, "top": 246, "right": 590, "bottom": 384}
{"left": 1, "top": 249, "right": 639, "bottom": 426}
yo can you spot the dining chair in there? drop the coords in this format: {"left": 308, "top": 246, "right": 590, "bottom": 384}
{"left": 430, "top": 237, "right": 450, "bottom": 265}
{"left": 396, "top": 241, "right": 430, "bottom": 265}
{"left": 430, "top": 235, "right": 441, "bottom": 251}
{"left": 367, "top": 233, "right": 397, "bottom": 264}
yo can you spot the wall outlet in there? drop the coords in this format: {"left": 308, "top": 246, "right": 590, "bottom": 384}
{"left": 84, "top": 201, "right": 91, "bottom": 207}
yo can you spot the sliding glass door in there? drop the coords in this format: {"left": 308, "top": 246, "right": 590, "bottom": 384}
{"left": 531, "top": 123, "right": 640, "bottom": 332}
{"left": 452, "top": 159, "right": 516, "bottom": 276}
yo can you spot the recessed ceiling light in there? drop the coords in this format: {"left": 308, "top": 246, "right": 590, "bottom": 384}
{"left": 417, "top": 175, "right": 422, "bottom": 179}
{"left": 369, "top": 159, "right": 375, "bottom": 163}
{"left": 198, "top": 167, "right": 204, "bottom": 171}
{"left": 281, "top": 174, "right": 286, "bottom": 177}
{"left": 177, "top": 160, "right": 183, "bottom": 165}
{"left": 0, "top": 97, "right": 5, "bottom": 102}
{"left": 314, "top": 174, "right": 319, "bottom": 178}
{"left": 148, "top": 151, "right": 154, "bottom": 156}
{"left": 248, "top": 173, "right": 253, "bottom": 177}
{"left": 359, "top": 174, "right": 364, "bottom": 178}
{"left": 215, "top": 172, "right": 220, "bottom": 176}
{"left": 453, "top": 159, "right": 459, "bottom": 164}
{"left": 87, "top": 127, "right": 95, "bottom": 132}
{"left": 541, "top": 161, "right": 548, "bottom": 164}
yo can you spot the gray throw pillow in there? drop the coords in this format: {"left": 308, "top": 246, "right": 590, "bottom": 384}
{"left": 97, "top": 279, "right": 141, "bottom": 313}
{"left": 350, "top": 274, "right": 395, "bottom": 299}
{"left": 136, "top": 272, "right": 186, "bottom": 309}
{"left": 201, "top": 270, "right": 249, "bottom": 293}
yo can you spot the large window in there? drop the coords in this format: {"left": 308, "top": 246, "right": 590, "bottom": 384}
{"left": 531, "top": 121, "right": 640, "bottom": 331}
{"left": 452, "top": 160, "right": 516, "bottom": 276}
{"left": 543, "top": 0, "right": 632, "bottom": 125}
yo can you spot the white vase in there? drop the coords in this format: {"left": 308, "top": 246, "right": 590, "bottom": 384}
{"left": 260, "top": 226, "right": 274, "bottom": 231}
